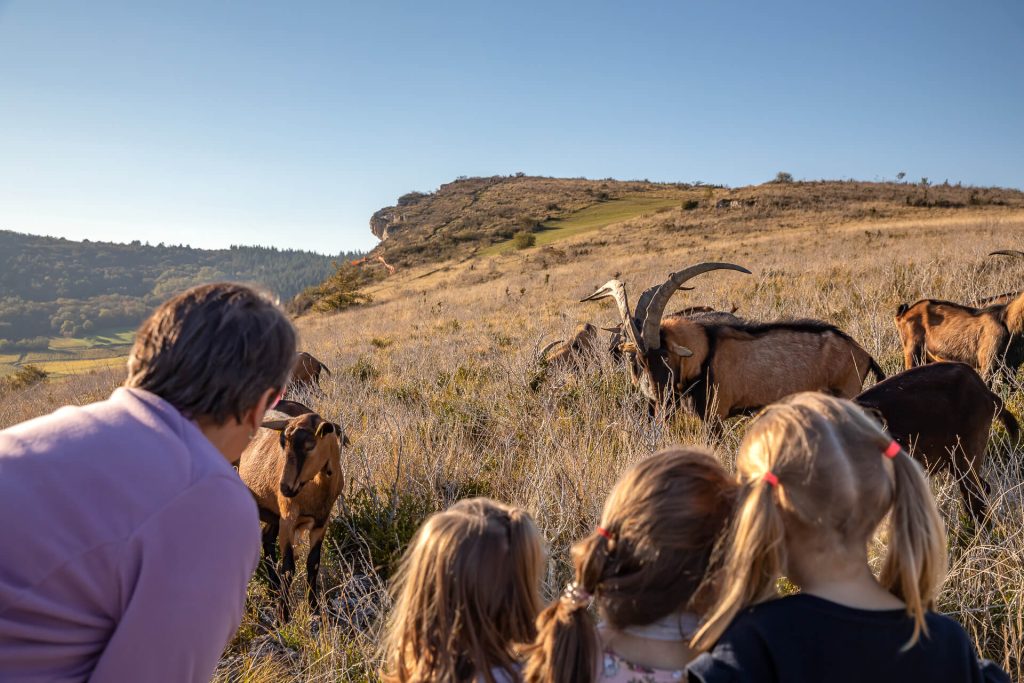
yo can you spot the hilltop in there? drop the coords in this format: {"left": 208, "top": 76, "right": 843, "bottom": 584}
{"left": 363, "top": 175, "right": 1024, "bottom": 273}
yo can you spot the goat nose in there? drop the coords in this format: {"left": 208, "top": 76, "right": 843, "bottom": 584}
{"left": 280, "top": 482, "right": 299, "bottom": 498}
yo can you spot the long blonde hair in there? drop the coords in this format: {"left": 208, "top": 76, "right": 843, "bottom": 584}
{"left": 381, "top": 497, "right": 545, "bottom": 683}
{"left": 525, "top": 448, "right": 737, "bottom": 683}
{"left": 692, "top": 392, "right": 948, "bottom": 651}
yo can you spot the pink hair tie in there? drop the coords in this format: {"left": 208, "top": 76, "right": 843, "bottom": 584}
{"left": 883, "top": 441, "right": 901, "bottom": 459}
{"left": 762, "top": 471, "right": 779, "bottom": 487}
{"left": 596, "top": 526, "right": 613, "bottom": 541}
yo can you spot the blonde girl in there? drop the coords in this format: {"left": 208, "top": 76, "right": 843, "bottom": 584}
{"left": 689, "top": 392, "right": 1008, "bottom": 683}
{"left": 381, "top": 497, "right": 545, "bottom": 683}
{"left": 525, "top": 447, "right": 737, "bottom": 683}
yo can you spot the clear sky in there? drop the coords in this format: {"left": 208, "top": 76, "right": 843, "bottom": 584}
{"left": 1, "top": 1, "right": 1022, "bottom": 254}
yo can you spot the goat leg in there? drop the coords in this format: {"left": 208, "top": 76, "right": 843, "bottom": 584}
{"left": 306, "top": 526, "right": 326, "bottom": 615}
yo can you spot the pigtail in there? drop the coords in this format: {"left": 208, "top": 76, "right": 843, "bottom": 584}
{"left": 524, "top": 533, "right": 609, "bottom": 683}
{"left": 691, "top": 477, "right": 786, "bottom": 651}
{"left": 879, "top": 449, "right": 948, "bottom": 648}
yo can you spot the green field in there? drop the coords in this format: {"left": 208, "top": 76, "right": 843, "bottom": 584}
{"left": 1, "top": 328, "right": 134, "bottom": 378}
{"left": 481, "top": 196, "right": 683, "bottom": 256}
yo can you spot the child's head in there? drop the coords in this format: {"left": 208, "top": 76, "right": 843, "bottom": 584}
{"left": 693, "top": 392, "right": 948, "bottom": 650}
{"left": 382, "top": 497, "right": 545, "bottom": 683}
{"left": 526, "top": 447, "right": 736, "bottom": 683}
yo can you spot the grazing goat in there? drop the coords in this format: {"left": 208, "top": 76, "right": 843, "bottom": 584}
{"left": 539, "top": 323, "right": 599, "bottom": 369}
{"left": 291, "top": 351, "right": 331, "bottom": 391}
{"left": 855, "top": 362, "right": 1019, "bottom": 522}
{"left": 531, "top": 323, "right": 599, "bottom": 390}
{"left": 239, "top": 410, "right": 345, "bottom": 622}
{"left": 583, "top": 262, "right": 883, "bottom": 420}
{"left": 893, "top": 250, "right": 1024, "bottom": 380}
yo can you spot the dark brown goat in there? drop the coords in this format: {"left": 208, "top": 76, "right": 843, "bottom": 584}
{"left": 291, "top": 351, "right": 331, "bottom": 390}
{"left": 894, "top": 250, "right": 1024, "bottom": 380}
{"left": 583, "top": 263, "right": 883, "bottom": 420}
{"left": 239, "top": 410, "right": 344, "bottom": 621}
{"left": 855, "top": 362, "right": 1018, "bottom": 522}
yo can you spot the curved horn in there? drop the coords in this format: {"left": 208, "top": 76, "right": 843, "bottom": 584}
{"left": 539, "top": 340, "right": 562, "bottom": 359}
{"left": 581, "top": 279, "right": 643, "bottom": 350}
{"left": 990, "top": 250, "right": 1024, "bottom": 258}
{"left": 640, "top": 263, "right": 751, "bottom": 350}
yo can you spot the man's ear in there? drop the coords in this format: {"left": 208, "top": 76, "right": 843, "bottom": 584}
{"left": 246, "top": 387, "right": 280, "bottom": 432}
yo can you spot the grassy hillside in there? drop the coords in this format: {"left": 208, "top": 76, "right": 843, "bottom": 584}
{"left": 4, "top": 185, "right": 1024, "bottom": 680}
{"left": 364, "top": 175, "right": 1024, "bottom": 272}
{"left": 6, "top": 193, "right": 1024, "bottom": 679}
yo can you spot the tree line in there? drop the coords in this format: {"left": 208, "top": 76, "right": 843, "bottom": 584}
{"left": 0, "top": 230, "right": 363, "bottom": 342}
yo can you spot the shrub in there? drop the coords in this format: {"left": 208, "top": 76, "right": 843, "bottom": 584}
{"left": 309, "top": 263, "right": 373, "bottom": 313}
{"left": 513, "top": 231, "right": 536, "bottom": 250}
{"left": 0, "top": 365, "right": 48, "bottom": 395}
{"left": 774, "top": 171, "right": 794, "bottom": 183}
{"left": 682, "top": 199, "right": 700, "bottom": 211}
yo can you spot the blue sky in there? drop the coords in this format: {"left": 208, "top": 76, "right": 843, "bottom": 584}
{"left": 1, "top": 1, "right": 1022, "bottom": 254}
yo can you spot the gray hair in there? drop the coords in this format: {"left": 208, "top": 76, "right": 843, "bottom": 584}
{"left": 126, "top": 282, "right": 297, "bottom": 425}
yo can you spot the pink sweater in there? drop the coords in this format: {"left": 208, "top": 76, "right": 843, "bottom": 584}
{"left": 0, "top": 388, "right": 260, "bottom": 682}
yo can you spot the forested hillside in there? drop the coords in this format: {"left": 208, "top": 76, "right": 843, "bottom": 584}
{"left": 0, "top": 230, "right": 362, "bottom": 345}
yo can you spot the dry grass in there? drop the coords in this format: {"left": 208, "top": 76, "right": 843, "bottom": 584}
{"left": 4, "top": 204, "right": 1024, "bottom": 681}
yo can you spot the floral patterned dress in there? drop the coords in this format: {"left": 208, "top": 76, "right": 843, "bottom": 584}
{"left": 600, "top": 650, "right": 685, "bottom": 683}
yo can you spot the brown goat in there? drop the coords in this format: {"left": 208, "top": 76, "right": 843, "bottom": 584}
{"left": 893, "top": 299, "right": 1011, "bottom": 379}
{"left": 894, "top": 250, "right": 1024, "bottom": 380}
{"left": 583, "top": 263, "right": 883, "bottom": 420}
{"left": 539, "top": 323, "right": 599, "bottom": 368}
{"left": 665, "top": 317, "right": 884, "bottom": 420}
{"left": 239, "top": 410, "right": 344, "bottom": 622}
{"left": 291, "top": 351, "right": 331, "bottom": 390}
{"left": 855, "top": 362, "right": 1019, "bottom": 522}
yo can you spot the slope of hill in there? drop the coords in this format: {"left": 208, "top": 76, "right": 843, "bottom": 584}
{"left": 0, "top": 230, "right": 363, "bottom": 343}
{"left": 364, "top": 175, "right": 1024, "bottom": 272}
{"left": 368, "top": 175, "right": 696, "bottom": 268}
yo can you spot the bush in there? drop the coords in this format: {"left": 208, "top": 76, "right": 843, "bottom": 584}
{"left": 309, "top": 262, "right": 373, "bottom": 313}
{"left": 774, "top": 171, "right": 794, "bottom": 183}
{"left": 0, "top": 365, "right": 48, "bottom": 395}
{"left": 682, "top": 199, "right": 700, "bottom": 211}
{"left": 513, "top": 231, "right": 536, "bottom": 250}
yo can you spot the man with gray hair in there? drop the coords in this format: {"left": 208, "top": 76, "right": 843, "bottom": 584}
{"left": 0, "top": 283, "right": 297, "bottom": 682}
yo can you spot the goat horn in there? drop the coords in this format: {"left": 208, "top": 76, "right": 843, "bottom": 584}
{"left": 990, "top": 250, "right": 1024, "bottom": 258}
{"left": 639, "top": 263, "right": 751, "bottom": 350}
{"left": 581, "top": 279, "right": 643, "bottom": 351}
{"left": 539, "top": 340, "right": 562, "bottom": 358}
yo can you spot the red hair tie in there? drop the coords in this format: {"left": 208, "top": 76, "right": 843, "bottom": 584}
{"left": 762, "top": 471, "right": 779, "bottom": 487}
{"left": 596, "top": 526, "right": 613, "bottom": 541}
{"left": 883, "top": 441, "right": 901, "bottom": 459}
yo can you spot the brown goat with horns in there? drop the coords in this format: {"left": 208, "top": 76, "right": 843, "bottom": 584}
{"left": 583, "top": 262, "right": 884, "bottom": 420}
{"left": 894, "top": 250, "right": 1024, "bottom": 380}
{"left": 238, "top": 403, "right": 346, "bottom": 622}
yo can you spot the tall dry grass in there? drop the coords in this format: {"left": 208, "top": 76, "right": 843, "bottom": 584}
{"left": 3, "top": 208, "right": 1024, "bottom": 680}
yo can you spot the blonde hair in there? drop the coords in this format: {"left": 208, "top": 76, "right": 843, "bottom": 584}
{"left": 381, "top": 497, "right": 545, "bottom": 683}
{"left": 525, "top": 448, "right": 737, "bottom": 683}
{"left": 692, "top": 392, "right": 948, "bottom": 651}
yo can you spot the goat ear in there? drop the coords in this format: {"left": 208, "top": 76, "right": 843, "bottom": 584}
{"left": 333, "top": 423, "right": 350, "bottom": 447}
{"left": 669, "top": 343, "right": 694, "bottom": 358}
{"left": 260, "top": 419, "right": 290, "bottom": 432}
{"left": 315, "top": 421, "right": 336, "bottom": 439}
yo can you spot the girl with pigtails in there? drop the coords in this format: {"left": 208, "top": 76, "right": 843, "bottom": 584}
{"left": 688, "top": 392, "right": 1009, "bottom": 683}
{"left": 525, "top": 447, "right": 738, "bottom": 682}
{"left": 380, "top": 498, "right": 545, "bottom": 683}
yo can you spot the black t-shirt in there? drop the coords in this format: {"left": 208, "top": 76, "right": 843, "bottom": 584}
{"left": 687, "top": 594, "right": 1010, "bottom": 683}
